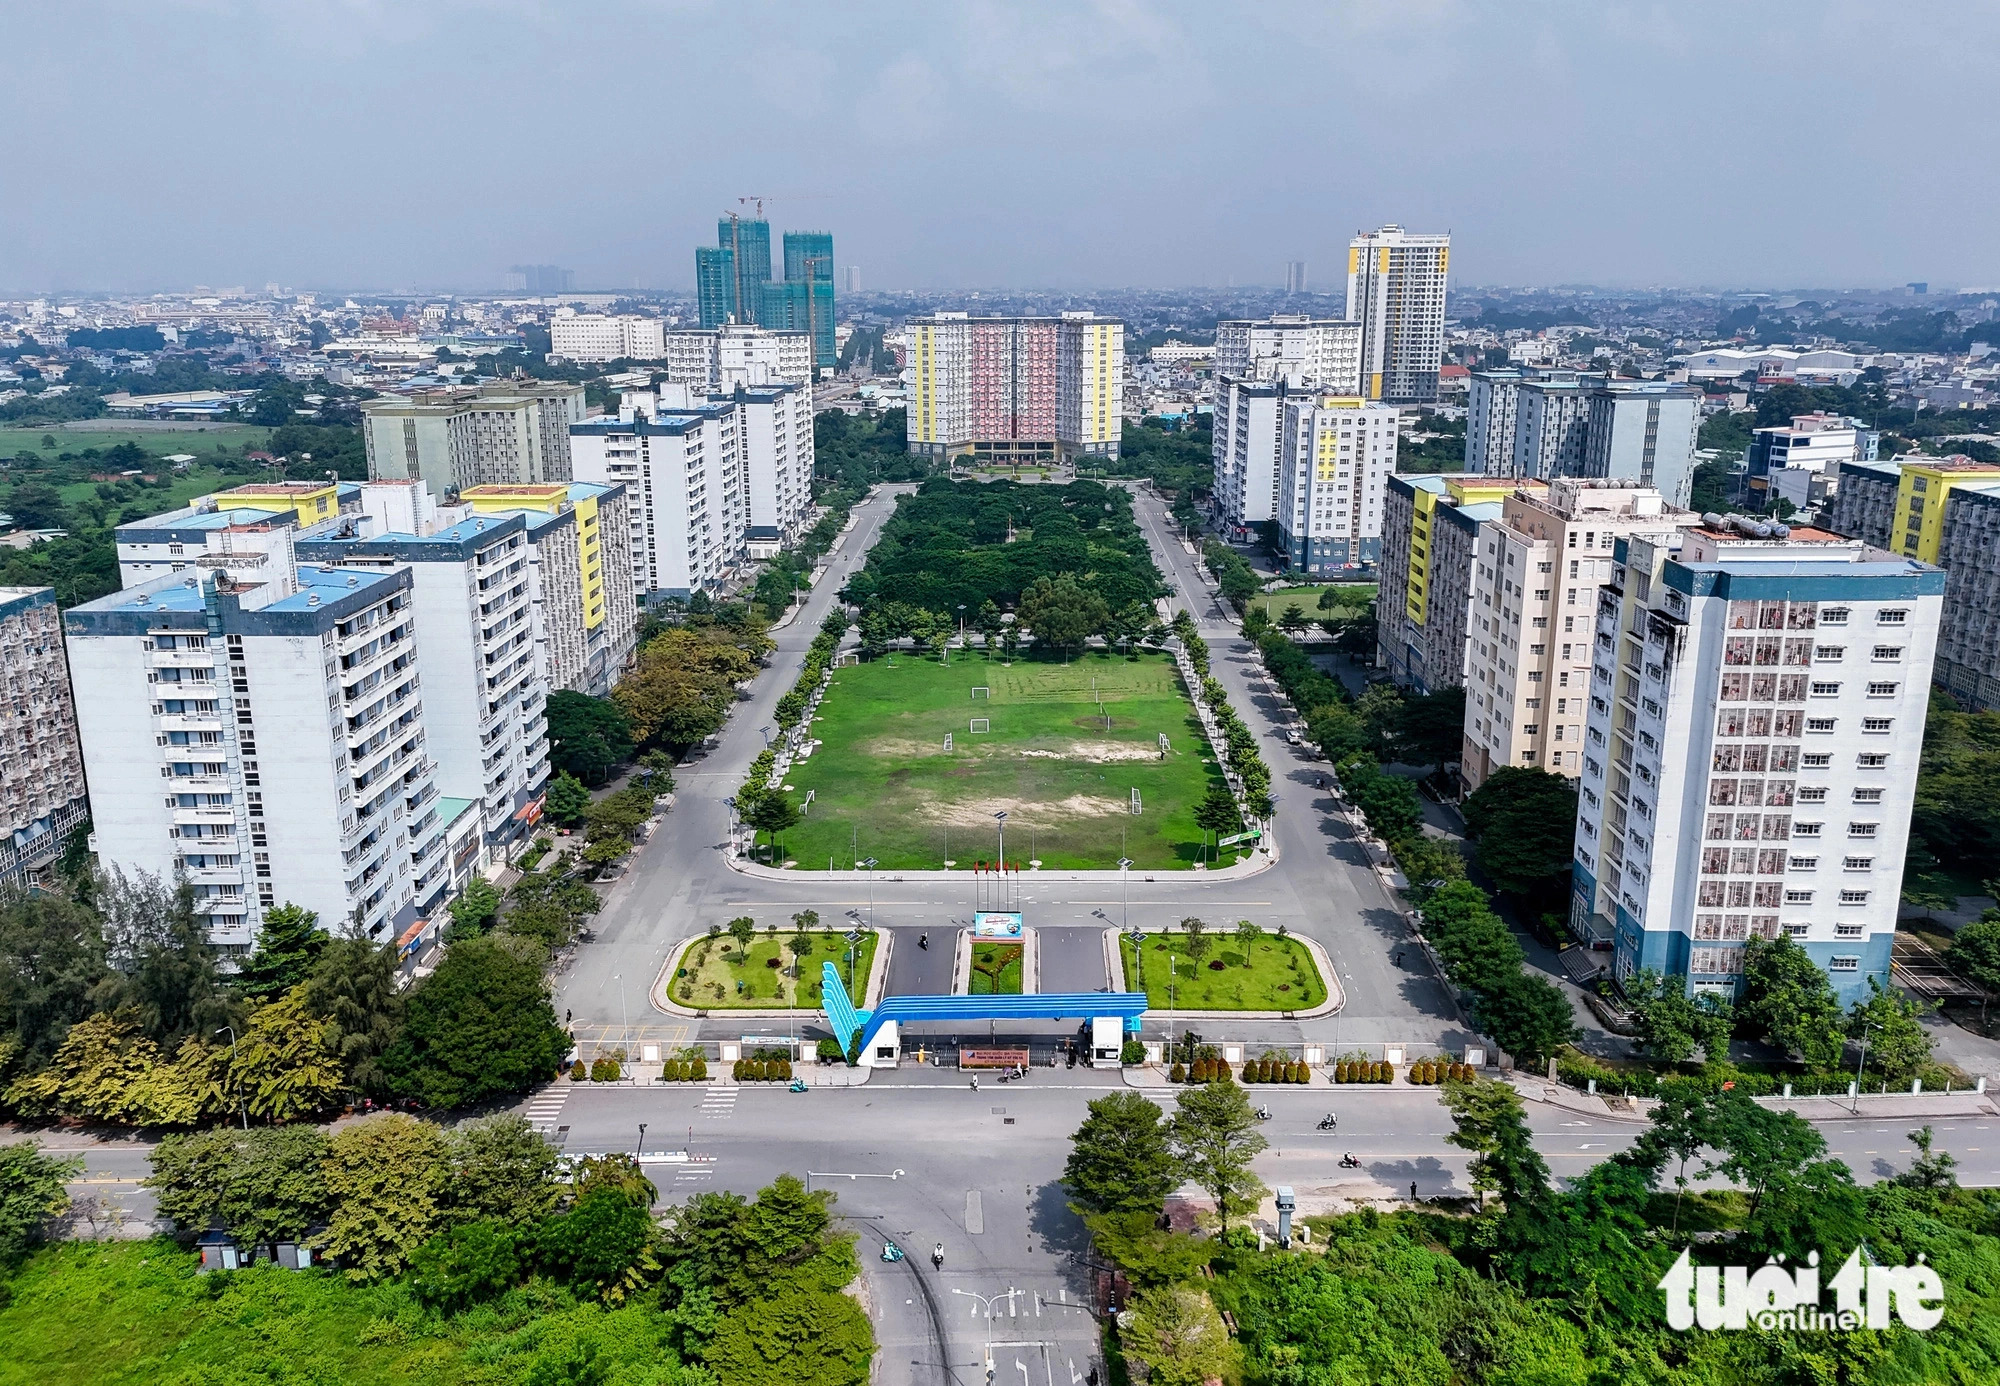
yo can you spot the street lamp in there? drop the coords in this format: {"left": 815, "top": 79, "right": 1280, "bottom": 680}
{"left": 215, "top": 1027, "right": 246, "bottom": 1130}
{"left": 612, "top": 972, "right": 629, "bottom": 1040}
{"left": 993, "top": 811, "right": 1007, "bottom": 872}
{"left": 1852, "top": 1020, "right": 1878, "bottom": 1113}
{"left": 637, "top": 1123, "right": 647, "bottom": 1157}
{"left": 1117, "top": 856, "right": 1133, "bottom": 931}
{"left": 759, "top": 725, "right": 773, "bottom": 747}
{"left": 861, "top": 858, "right": 878, "bottom": 929}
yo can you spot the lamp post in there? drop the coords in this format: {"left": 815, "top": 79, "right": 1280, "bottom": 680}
{"left": 637, "top": 1122, "right": 647, "bottom": 1157}
{"left": 1118, "top": 856, "right": 1133, "bottom": 931}
{"left": 861, "top": 858, "right": 878, "bottom": 929}
{"left": 1852, "top": 1020, "right": 1877, "bottom": 1114}
{"left": 612, "top": 972, "right": 629, "bottom": 1040}
{"left": 993, "top": 811, "right": 1007, "bottom": 872}
{"left": 215, "top": 1027, "right": 246, "bottom": 1130}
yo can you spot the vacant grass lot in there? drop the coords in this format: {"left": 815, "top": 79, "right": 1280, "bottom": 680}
{"left": 1119, "top": 932, "right": 1327, "bottom": 1011}
{"left": 968, "top": 941, "right": 1024, "bottom": 994}
{"left": 1246, "top": 583, "right": 1376, "bottom": 624}
{"left": 669, "top": 930, "right": 879, "bottom": 1009}
{"left": 2, "top": 423, "right": 272, "bottom": 463}
{"left": 780, "top": 651, "right": 1222, "bottom": 871}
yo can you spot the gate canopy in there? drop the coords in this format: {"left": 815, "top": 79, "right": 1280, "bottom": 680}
{"left": 820, "top": 962, "right": 1145, "bottom": 1054}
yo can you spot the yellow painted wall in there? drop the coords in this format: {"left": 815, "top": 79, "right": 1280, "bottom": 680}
{"left": 1892, "top": 462, "right": 2000, "bottom": 562}
{"left": 215, "top": 483, "right": 339, "bottom": 527}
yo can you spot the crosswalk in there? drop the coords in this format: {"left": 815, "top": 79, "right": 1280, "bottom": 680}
{"left": 524, "top": 1089, "right": 569, "bottom": 1132}
{"left": 701, "top": 1087, "right": 739, "bottom": 1120}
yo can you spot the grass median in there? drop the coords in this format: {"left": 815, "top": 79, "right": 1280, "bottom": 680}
{"left": 1119, "top": 931, "right": 1327, "bottom": 1011}
{"left": 668, "top": 929, "right": 879, "bottom": 1009}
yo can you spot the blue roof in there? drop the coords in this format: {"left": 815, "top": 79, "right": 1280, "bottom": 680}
{"left": 821, "top": 962, "right": 1146, "bottom": 1054}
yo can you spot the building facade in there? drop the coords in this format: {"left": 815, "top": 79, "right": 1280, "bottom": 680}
{"left": 906, "top": 313, "right": 1123, "bottom": 462}
{"left": 1461, "top": 480, "right": 1688, "bottom": 790}
{"left": 1511, "top": 377, "right": 1598, "bottom": 481}
{"left": 663, "top": 323, "right": 815, "bottom": 391}
{"left": 1213, "top": 377, "right": 1291, "bottom": 530}
{"left": 1465, "top": 368, "right": 1533, "bottom": 475}
{"left": 725, "top": 382, "right": 814, "bottom": 553}
{"left": 571, "top": 400, "right": 744, "bottom": 602}
{"left": 0, "top": 588, "right": 88, "bottom": 889}
{"left": 1571, "top": 519, "right": 1942, "bottom": 1003}
{"left": 1275, "top": 394, "right": 1399, "bottom": 573}
{"left": 66, "top": 564, "right": 447, "bottom": 948}
{"left": 1347, "top": 225, "right": 1450, "bottom": 405}
{"left": 550, "top": 313, "right": 667, "bottom": 364}
{"left": 1376, "top": 476, "right": 1520, "bottom": 692}
{"left": 1211, "top": 315, "right": 1361, "bottom": 391}
{"left": 361, "top": 381, "right": 587, "bottom": 496}
{"left": 1579, "top": 383, "right": 1703, "bottom": 508}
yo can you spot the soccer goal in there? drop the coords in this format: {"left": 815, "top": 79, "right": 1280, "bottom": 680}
{"left": 1130, "top": 788, "right": 1142, "bottom": 816}
{"left": 970, "top": 687, "right": 991, "bottom": 700}
{"left": 1158, "top": 733, "right": 1171, "bottom": 757}
{"left": 969, "top": 718, "right": 991, "bottom": 734}
{"left": 944, "top": 732, "right": 954, "bottom": 752}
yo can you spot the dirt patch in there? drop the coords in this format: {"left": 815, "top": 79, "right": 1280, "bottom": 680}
{"left": 1014, "top": 742, "right": 1158, "bottom": 764}
{"left": 915, "top": 793, "right": 1129, "bottom": 828}
{"left": 862, "top": 736, "right": 950, "bottom": 758}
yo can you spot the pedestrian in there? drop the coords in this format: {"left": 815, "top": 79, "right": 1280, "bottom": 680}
{"left": 1410, "top": 1180, "right": 1418, "bottom": 1202}
{"left": 970, "top": 1075, "right": 979, "bottom": 1091}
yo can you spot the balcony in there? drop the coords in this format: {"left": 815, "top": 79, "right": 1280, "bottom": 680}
{"left": 148, "top": 649, "right": 216, "bottom": 669}
{"left": 157, "top": 713, "right": 224, "bottom": 735}
{"left": 172, "top": 805, "right": 238, "bottom": 827}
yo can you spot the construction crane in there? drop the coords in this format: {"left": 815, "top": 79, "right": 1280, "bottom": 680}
{"left": 736, "top": 195, "right": 767, "bottom": 218}
{"left": 721, "top": 197, "right": 770, "bottom": 323}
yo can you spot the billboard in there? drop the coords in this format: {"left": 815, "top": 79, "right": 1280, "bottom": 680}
{"left": 972, "top": 912, "right": 1024, "bottom": 938}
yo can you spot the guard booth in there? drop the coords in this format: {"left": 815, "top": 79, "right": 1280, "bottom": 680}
{"left": 1090, "top": 1016, "right": 1126, "bottom": 1068}
{"left": 819, "top": 963, "right": 1145, "bottom": 1069}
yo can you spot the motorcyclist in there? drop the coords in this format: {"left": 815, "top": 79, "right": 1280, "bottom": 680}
{"left": 932, "top": 1243, "right": 945, "bottom": 1269}
{"left": 919, "top": 932, "right": 929, "bottom": 949}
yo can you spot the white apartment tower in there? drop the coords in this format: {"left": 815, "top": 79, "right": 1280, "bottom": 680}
{"left": 1212, "top": 315, "right": 1362, "bottom": 392}
{"left": 724, "top": 382, "right": 814, "bottom": 554}
{"left": 1572, "top": 517, "right": 1943, "bottom": 1004}
{"left": 0, "top": 588, "right": 88, "bottom": 889}
{"left": 1461, "top": 480, "right": 1690, "bottom": 791}
{"left": 663, "top": 324, "right": 815, "bottom": 390}
{"left": 65, "top": 563, "right": 447, "bottom": 948}
{"left": 1213, "top": 378, "right": 1291, "bottom": 530}
{"left": 1348, "top": 225, "right": 1450, "bottom": 405}
{"left": 1276, "top": 395, "right": 1399, "bottom": 573}
{"left": 571, "top": 399, "right": 744, "bottom": 602}
{"left": 550, "top": 312, "right": 667, "bottom": 364}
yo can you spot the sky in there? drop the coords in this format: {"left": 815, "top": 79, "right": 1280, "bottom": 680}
{"left": 4, "top": 0, "right": 1998, "bottom": 295}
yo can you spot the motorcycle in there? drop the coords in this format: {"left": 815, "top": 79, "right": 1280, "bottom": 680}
{"left": 1340, "top": 1152, "right": 1362, "bottom": 1169}
{"left": 881, "top": 1239, "right": 905, "bottom": 1263}
{"left": 918, "top": 933, "right": 929, "bottom": 950}
{"left": 1253, "top": 1105, "right": 1272, "bottom": 1122}
{"left": 931, "top": 1243, "right": 946, "bottom": 1270}
{"left": 1317, "top": 1113, "right": 1338, "bottom": 1131}
{"left": 788, "top": 1078, "right": 807, "bottom": 1093}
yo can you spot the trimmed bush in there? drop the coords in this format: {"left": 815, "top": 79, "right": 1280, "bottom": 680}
{"left": 732, "top": 1059, "right": 746, "bottom": 1081}
{"left": 776, "top": 1059, "right": 793, "bottom": 1081}
{"left": 570, "top": 1059, "right": 586, "bottom": 1082}
{"left": 1120, "top": 1040, "right": 1146, "bottom": 1066}
{"left": 1291, "top": 1062, "right": 1307, "bottom": 1083}
{"left": 1371, "top": 1061, "right": 1387, "bottom": 1083}
{"left": 690, "top": 1056, "right": 708, "bottom": 1081}
{"left": 817, "top": 1037, "right": 845, "bottom": 1062}
{"left": 589, "top": 1057, "right": 621, "bottom": 1082}
{"left": 1170, "top": 1062, "right": 1187, "bottom": 1083}
{"left": 1335, "top": 1062, "right": 1348, "bottom": 1083}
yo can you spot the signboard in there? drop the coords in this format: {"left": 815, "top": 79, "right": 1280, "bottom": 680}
{"left": 973, "top": 911, "right": 1024, "bottom": 938}
{"left": 1216, "top": 828, "right": 1262, "bottom": 847}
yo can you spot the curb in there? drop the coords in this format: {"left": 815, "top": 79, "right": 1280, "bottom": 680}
{"left": 1103, "top": 926, "right": 1345, "bottom": 1020}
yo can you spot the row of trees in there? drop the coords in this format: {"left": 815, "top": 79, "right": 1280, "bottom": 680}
{"left": 1170, "top": 611, "right": 1263, "bottom": 849}
{"left": 749, "top": 485, "right": 862, "bottom": 618}
{"left": 0, "top": 872, "right": 570, "bottom": 1127}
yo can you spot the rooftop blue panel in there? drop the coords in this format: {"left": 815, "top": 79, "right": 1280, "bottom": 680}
{"left": 1665, "top": 557, "right": 1946, "bottom": 602}
{"left": 821, "top": 962, "right": 1147, "bottom": 1054}
{"left": 116, "top": 505, "right": 292, "bottom": 543}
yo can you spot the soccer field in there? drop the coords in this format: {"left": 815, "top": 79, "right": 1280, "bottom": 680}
{"left": 775, "top": 650, "right": 1226, "bottom": 872}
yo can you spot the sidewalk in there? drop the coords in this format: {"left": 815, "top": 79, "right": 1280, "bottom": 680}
{"left": 1506, "top": 1072, "right": 1997, "bottom": 1124}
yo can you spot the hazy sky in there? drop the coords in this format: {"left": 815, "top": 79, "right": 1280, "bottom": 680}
{"left": 5, "top": 1, "right": 1997, "bottom": 294}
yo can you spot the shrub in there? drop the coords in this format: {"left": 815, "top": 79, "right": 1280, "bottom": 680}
{"left": 1241, "top": 1062, "right": 1257, "bottom": 1084}
{"left": 690, "top": 1056, "right": 707, "bottom": 1081}
{"left": 1170, "top": 1062, "right": 1186, "bottom": 1083}
{"left": 1291, "top": 1062, "right": 1306, "bottom": 1083}
{"left": 775, "top": 1059, "right": 792, "bottom": 1081}
{"left": 1334, "top": 1062, "right": 1347, "bottom": 1083}
{"left": 1370, "top": 1061, "right": 1386, "bottom": 1083}
{"left": 589, "top": 1057, "right": 621, "bottom": 1082}
{"left": 1121, "top": 1040, "right": 1146, "bottom": 1066}
{"left": 732, "top": 1059, "right": 746, "bottom": 1081}
{"left": 816, "top": 1037, "right": 845, "bottom": 1063}
{"left": 570, "top": 1059, "right": 587, "bottom": 1082}
{"left": 1213, "top": 1061, "right": 1232, "bottom": 1082}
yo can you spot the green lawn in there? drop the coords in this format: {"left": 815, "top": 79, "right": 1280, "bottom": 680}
{"left": 1, "top": 423, "right": 272, "bottom": 466}
{"left": 668, "top": 929, "right": 878, "bottom": 1009}
{"left": 1119, "top": 932, "right": 1327, "bottom": 1011}
{"left": 52, "top": 461, "right": 263, "bottom": 511}
{"left": 777, "top": 651, "right": 1222, "bottom": 871}
{"left": 968, "top": 942, "right": 1024, "bottom": 994}
{"left": 1247, "top": 583, "right": 1375, "bottom": 624}
{"left": 0, "top": 1241, "right": 682, "bottom": 1386}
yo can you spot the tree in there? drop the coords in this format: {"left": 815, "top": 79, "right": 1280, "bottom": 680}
{"left": 147, "top": 1126, "right": 331, "bottom": 1255}
{"left": 0, "top": 1141, "right": 78, "bottom": 1267}
{"left": 545, "top": 770, "right": 592, "bottom": 827}
{"left": 232, "top": 903, "right": 324, "bottom": 1001}
{"left": 1949, "top": 915, "right": 2000, "bottom": 995}
{"left": 410, "top": 1218, "right": 525, "bottom": 1313}
{"left": 728, "top": 915, "right": 757, "bottom": 960}
{"left": 1180, "top": 915, "right": 1211, "bottom": 966}
{"left": 1443, "top": 1077, "right": 1549, "bottom": 1208}
{"left": 703, "top": 1276, "right": 875, "bottom": 1386}
{"left": 303, "top": 937, "right": 404, "bottom": 1097}
{"left": 1847, "top": 976, "right": 1934, "bottom": 1082}
{"left": 546, "top": 690, "right": 635, "bottom": 785}
{"left": 230, "top": 985, "right": 348, "bottom": 1122}
{"left": 1896, "top": 1124, "right": 1960, "bottom": 1195}
{"left": 1463, "top": 767, "right": 1579, "bottom": 906}
{"left": 1278, "top": 602, "right": 1308, "bottom": 635}
{"left": 1393, "top": 687, "right": 1467, "bottom": 767}
{"left": 1235, "top": 918, "right": 1263, "bottom": 952}
{"left": 537, "top": 1185, "right": 662, "bottom": 1305}
{"left": 1635, "top": 1079, "right": 1710, "bottom": 1235}
{"left": 1064, "top": 1091, "right": 1181, "bottom": 1216}
{"left": 448, "top": 878, "right": 503, "bottom": 939}
{"left": 1123, "top": 1285, "right": 1234, "bottom": 1386}
{"left": 1626, "top": 969, "right": 1733, "bottom": 1065}
{"left": 442, "top": 1114, "right": 562, "bottom": 1225}
{"left": 1738, "top": 934, "right": 1845, "bottom": 1069}
{"left": 635, "top": 749, "right": 677, "bottom": 796}
{"left": 90, "top": 868, "right": 239, "bottom": 1052}
{"left": 380, "top": 936, "right": 568, "bottom": 1110}
{"left": 1170, "top": 1078, "right": 1267, "bottom": 1232}
{"left": 1193, "top": 784, "right": 1241, "bottom": 864}
{"left": 0, "top": 889, "right": 106, "bottom": 1066}
{"left": 1474, "top": 971, "right": 1577, "bottom": 1067}
{"left": 318, "top": 1113, "right": 450, "bottom": 1281}
{"left": 1017, "top": 573, "right": 1110, "bottom": 659}
{"left": 745, "top": 791, "right": 800, "bottom": 862}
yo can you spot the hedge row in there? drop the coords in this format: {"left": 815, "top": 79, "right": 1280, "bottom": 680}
{"left": 659, "top": 1058, "right": 709, "bottom": 1082}
{"left": 1241, "top": 1059, "right": 1311, "bottom": 1084}
{"left": 732, "top": 1058, "right": 794, "bottom": 1082}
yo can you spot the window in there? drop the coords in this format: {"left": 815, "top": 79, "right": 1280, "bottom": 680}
{"left": 1835, "top": 922, "right": 1864, "bottom": 938}
{"left": 1862, "top": 717, "right": 1893, "bottom": 732}
{"left": 1798, "top": 787, "right": 1827, "bottom": 803}
{"left": 1802, "top": 753, "right": 1831, "bottom": 768}
{"left": 1810, "top": 681, "right": 1841, "bottom": 696}
{"left": 1872, "top": 645, "right": 1904, "bottom": 661}
{"left": 1815, "top": 645, "right": 1845, "bottom": 660}
{"left": 1539, "top": 561, "right": 1554, "bottom": 573}
{"left": 1784, "top": 889, "right": 1814, "bottom": 905}
{"left": 1878, "top": 609, "right": 1907, "bottom": 625}
{"left": 1857, "top": 753, "right": 1888, "bottom": 768}
{"left": 1852, "top": 787, "right": 1884, "bottom": 803}
{"left": 1821, "top": 607, "right": 1849, "bottom": 626}
{"left": 1806, "top": 717, "right": 1836, "bottom": 733}
{"left": 1829, "top": 955, "right": 1860, "bottom": 972}
{"left": 1849, "top": 822, "right": 1878, "bottom": 838}
{"left": 1794, "top": 822, "right": 1822, "bottom": 837}
{"left": 1866, "top": 682, "right": 1898, "bottom": 697}
{"left": 1789, "top": 856, "right": 1818, "bottom": 870}
{"left": 1839, "top": 889, "right": 1869, "bottom": 905}
{"left": 1785, "top": 923, "right": 1810, "bottom": 937}
{"left": 1843, "top": 856, "right": 1874, "bottom": 871}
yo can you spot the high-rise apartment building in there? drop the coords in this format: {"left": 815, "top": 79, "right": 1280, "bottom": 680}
{"left": 757, "top": 279, "right": 836, "bottom": 371}
{"left": 1571, "top": 518, "right": 1942, "bottom": 1003}
{"left": 1347, "top": 225, "right": 1450, "bottom": 404}
{"left": 1376, "top": 476, "right": 1524, "bottom": 692}
{"left": 840, "top": 266, "right": 861, "bottom": 294}
{"left": 1827, "top": 454, "right": 2000, "bottom": 710}
{"left": 1275, "top": 394, "right": 1399, "bottom": 574}
{"left": 1579, "top": 384, "right": 1703, "bottom": 508}
{"left": 723, "top": 382, "right": 814, "bottom": 554}
{"left": 905, "top": 313, "right": 1123, "bottom": 463}
{"left": 694, "top": 219, "right": 835, "bottom": 368}
{"left": 1511, "top": 377, "right": 1598, "bottom": 481}
{"left": 1461, "top": 480, "right": 1689, "bottom": 790}
{"left": 1465, "top": 368, "right": 1536, "bottom": 474}
{"left": 0, "top": 588, "right": 88, "bottom": 889}
{"left": 1211, "top": 315, "right": 1362, "bottom": 391}
{"left": 66, "top": 563, "right": 447, "bottom": 948}
{"left": 571, "top": 398, "right": 744, "bottom": 602}
{"left": 360, "top": 381, "right": 588, "bottom": 496}
{"left": 294, "top": 515, "right": 549, "bottom": 853}
{"left": 696, "top": 246, "right": 737, "bottom": 328}
{"left": 1285, "top": 261, "right": 1308, "bottom": 293}
{"left": 663, "top": 323, "right": 815, "bottom": 390}
{"left": 1213, "top": 377, "right": 1292, "bottom": 530}
{"left": 549, "top": 312, "right": 667, "bottom": 364}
